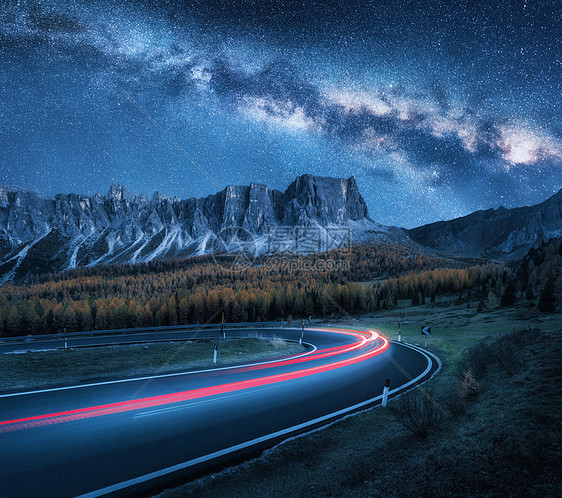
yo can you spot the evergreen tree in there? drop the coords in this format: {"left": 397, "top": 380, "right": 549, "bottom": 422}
{"left": 538, "top": 278, "right": 556, "bottom": 312}
{"left": 6, "top": 307, "right": 20, "bottom": 336}
{"left": 500, "top": 282, "right": 516, "bottom": 307}
{"left": 45, "top": 308, "right": 55, "bottom": 332}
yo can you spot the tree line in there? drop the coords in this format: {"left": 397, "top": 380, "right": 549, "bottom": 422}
{"left": 0, "top": 242, "right": 513, "bottom": 336}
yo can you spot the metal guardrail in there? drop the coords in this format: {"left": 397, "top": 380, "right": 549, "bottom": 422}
{"left": 1, "top": 322, "right": 286, "bottom": 342}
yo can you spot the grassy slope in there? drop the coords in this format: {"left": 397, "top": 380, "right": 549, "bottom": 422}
{"left": 157, "top": 302, "right": 562, "bottom": 497}
{"left": 0, "top": 338, "right": 305, "bottom": 393}
{"left": 336, "top": 296, "right": 556, "bottom": 361}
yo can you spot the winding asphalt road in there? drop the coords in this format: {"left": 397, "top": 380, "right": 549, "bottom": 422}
{"left": 0, "top": 326, "right": 439, "bottom": 497}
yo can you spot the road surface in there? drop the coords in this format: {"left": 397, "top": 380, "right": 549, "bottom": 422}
{"left": 0, "top": 326, "right": 439, "bottom": 497}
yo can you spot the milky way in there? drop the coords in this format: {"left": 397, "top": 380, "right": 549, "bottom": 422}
{"left": 0, "top": 0, "right": 560, "bottom": 227}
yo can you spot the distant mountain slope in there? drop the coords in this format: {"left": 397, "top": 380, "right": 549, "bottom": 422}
{"left": 0, "top": 175, "right": 407, "bottom": 282}
{"left": 408, "top": 189, "right": 562, "bottom": 260}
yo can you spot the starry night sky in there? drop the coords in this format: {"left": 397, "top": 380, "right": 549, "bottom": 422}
{"left": 0, "top": 0, "right": 560, "bottom": 227}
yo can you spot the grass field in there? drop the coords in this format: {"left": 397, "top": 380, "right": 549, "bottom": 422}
{"left": 328, "top": 295, "right": 560, "bottom": 366}
{"left": 0, "top": 338, "right": 305, "bottom": 393}
{"left": 157, "top": 300, "right": 562, "bottom": 497}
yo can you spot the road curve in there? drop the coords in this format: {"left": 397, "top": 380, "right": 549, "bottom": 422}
{"left": 0, "top": 326, "right": 439, "bottom": 497}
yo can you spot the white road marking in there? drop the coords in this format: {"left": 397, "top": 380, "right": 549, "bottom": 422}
{"left": 132, "top": 385, "right": 279, "bottom": 418}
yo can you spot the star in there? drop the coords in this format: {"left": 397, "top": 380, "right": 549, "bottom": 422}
{"left": 0, "top": 0, "right": 559, "bottom": 227}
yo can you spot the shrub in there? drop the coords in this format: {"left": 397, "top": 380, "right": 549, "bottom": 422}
{"left": 458, "top": 370, "right": 479, "bottom": 399}
{"left": 456, "top": 342, "right": 493, "bottom": 380}
{"left": 395, "top": 384, "right": 443, "bottom": 438}
{"left": 440, "top": 388, "right": 467, "bottom": 417}
{"left": 492, "top": 335, "right": 524, "bottom": 376}
{"left": 457, "top": 328, "right": 534, "bottom": 382}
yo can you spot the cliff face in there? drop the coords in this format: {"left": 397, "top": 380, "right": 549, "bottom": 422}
{"left": 0, "top": 175, "right": 378, "bottom": 281}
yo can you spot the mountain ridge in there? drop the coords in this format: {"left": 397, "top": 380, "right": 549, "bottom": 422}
{"left": 408, "top": 188, "right": 562, "bottom": 260}
{"left": 1, "top": 178, "right": 561, "bottom": 282}
{"left": 0, "top": 174, "right": 400, "bottom": 282}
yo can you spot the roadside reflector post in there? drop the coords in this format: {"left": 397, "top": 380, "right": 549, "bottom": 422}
{"left": 213, "top": 344, "right": 217, "bottom": 364}
{"left": 398, "top": 316, "right": 402, "bottom": 343}
{"left": 382, "top": 379, "right": 390, "bottom": 407}
{"left": 300, "top": 317, "right": 305, "bottom": 345}
{"left": 64, "top": 328, "right": 68, "bottom": 350}
{"left": 218, "top": 313, "right": 225, "bottom": 362}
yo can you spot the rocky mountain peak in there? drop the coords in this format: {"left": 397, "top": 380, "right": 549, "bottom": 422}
{"left": 106, "top": 183, "right": 137, "bottom": 203}
{"left": 283, "top": 174, "right": 369, "bottom": 225}
{"left": 0, "top": 174, "right": 379, "bottom": 281}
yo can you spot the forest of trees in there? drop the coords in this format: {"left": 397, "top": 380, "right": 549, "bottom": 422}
{"left": 1, "top": 238, "right": 556, "bottom": 337}
{"left": 517, "top": 238, "right": 562, "bottom": 312}
{"left": 375, "top": 263, "right": 511, "bottom": 307}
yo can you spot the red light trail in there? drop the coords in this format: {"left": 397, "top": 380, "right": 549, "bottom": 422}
{"left": 0, "top": 329, "right": 389, "bottom": 433}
